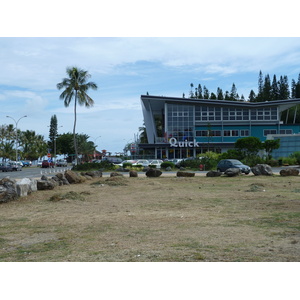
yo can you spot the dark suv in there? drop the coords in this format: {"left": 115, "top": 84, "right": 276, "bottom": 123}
{"left": 217, "top": 159, "right": 251, "bottom": 174}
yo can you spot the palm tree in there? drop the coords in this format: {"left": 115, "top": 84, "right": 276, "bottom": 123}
{"left": 57, "top": 67, "right": 98, "bottom": 164}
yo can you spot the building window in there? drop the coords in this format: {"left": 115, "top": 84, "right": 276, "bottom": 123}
{"left": 240, "top": 130, "right": 249, "bottom": 137}
{"left": 167, "top": 104, "right": 194, "bottom": 141}
{"left": 264, "top": 129, "right": 277, "bottom": 136}
{"left": 223, "top": 130, "right": 239, "bottom": 137}
{"left": 279, "top": 129, "right": 293, "bottom": 134}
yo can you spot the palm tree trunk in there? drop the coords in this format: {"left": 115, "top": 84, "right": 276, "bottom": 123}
{"left": 74, "top": 91, "right": 78, "bottom": 164}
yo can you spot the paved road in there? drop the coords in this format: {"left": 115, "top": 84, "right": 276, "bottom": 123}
{"left": 0, "top": 166, "right": 72, "bottom": 180}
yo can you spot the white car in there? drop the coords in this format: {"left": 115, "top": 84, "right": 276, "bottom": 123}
{"left": 132, "top": 160, "right": 150, "bottom": 167}
{"left": 56, "top": 159, "right": 68, "bottom": 167}
{"left": 117, "top": 160, "right": 137, "bottom": 167}
{"left": 149, "top": 159, "right": 164, "bottom": 169}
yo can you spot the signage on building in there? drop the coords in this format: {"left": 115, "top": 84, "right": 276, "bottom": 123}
{"left": 169, "top": 137, "right": 201, "bottom": 148}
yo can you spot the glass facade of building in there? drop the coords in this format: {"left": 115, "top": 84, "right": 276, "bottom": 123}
{"left": 166, "top": 104, "right": 194, "bottom": 141}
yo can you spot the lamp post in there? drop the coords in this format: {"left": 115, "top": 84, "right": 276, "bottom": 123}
{"left": 6, "top": 115, "right": 27, "bottom": 162}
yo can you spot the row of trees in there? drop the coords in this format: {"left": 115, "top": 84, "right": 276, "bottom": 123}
{"left": 0, "top": 120, "right": 99, "bottom": 162}
{"left": 0, "top": 124, "right": 48, "bottom": 161}
{"left": 1, "top": 66, "right": 99, "bottom": 163}
{"left": 186, "top": 71, "right": 300, "bottom": 102}
{"left": 47, "top": 114, "right": 99, "bottom": 162}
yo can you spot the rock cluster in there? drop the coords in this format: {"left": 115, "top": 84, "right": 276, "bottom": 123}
{"left": 0, "top": 170, "right": 103, "bottom": 204}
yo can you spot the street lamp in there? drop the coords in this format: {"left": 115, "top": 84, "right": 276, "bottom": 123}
{"left": 6, "top": 115, "right": 27, "bottom": 162}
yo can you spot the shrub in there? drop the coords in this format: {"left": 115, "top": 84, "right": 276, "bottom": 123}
{"left": 289, "top": 151, "right": 300, "bottom": 164}
{"left": 72, "top": 161, "right": 114, "bottom": 171}
{"left": 148, "top": 164, "right": 157, "bottom": 169}
{"left": 241, "top": 156, "right": 264, "bottom": 167}
{"left": 179, "top": 158, "right": 200, "bottom": 169}
{"left": 123, "top": 162, "right": 133, "bottom": 168}
{"left": 197, "top": 151, "right": 220, "bottom": 170}
{"left": 161, "top": 161, "right": 175, "bottom": 169}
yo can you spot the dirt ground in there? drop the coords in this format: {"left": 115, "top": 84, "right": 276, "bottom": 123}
{"left": 0, "top": 173, "right": 300, "bottom": 262}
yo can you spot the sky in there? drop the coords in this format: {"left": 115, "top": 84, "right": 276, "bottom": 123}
{"left": 1, "top": 1, "right": 300, "bottom": 157}
{"left": 1, "top": 37, "right": 300, "bottom": 155}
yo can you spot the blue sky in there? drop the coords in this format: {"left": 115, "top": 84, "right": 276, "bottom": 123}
{"left": 1, "top": 1, "right": 300, "bottom": 155}
{"left": 1, "top": 37, "right": 300, "bottom": 154}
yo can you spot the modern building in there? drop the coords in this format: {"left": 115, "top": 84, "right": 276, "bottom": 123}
{"left": 139, "top": 94, "right": 300, "bottom": 159}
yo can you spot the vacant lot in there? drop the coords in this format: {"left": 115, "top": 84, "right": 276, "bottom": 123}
{"left": 0, "top": 173, "right": 299, "bottom": 262}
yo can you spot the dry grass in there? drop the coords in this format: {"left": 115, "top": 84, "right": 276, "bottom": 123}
{"left": 0, "top": 174, "right": 300, "bottom": 262}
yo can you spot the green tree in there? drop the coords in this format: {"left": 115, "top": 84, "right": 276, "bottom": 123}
{"left": 263, "top": 139, "right": 280, "bottom": 160}
{"left": 48, "top": 114, "right": 58, "bottom": 154}
{"left": 278, "top": 75, "right": 290, "bottom": 99}
{"left": 229, "top": 83, "right": 238, "bottom": 100}
{"left": 271, "top": 74, "right": 280, "bottom": 100}
{"left": 203, "top": 86, "right": 210, "bottom": 99}
{"left": 234, "top": 137, "right": 263, "bottom": 157}
{"left": 263, "top": 74, "right": 272, "bottom": 100}
{"left": 19, "top": 130, "right": 48, "bottom": 161}
{"left": 256, "top": 70, "right": 264, "bottom": 101}
{"left": 57, "top": 66, "right": 98, "bottom": 164}
{"left": 217, "top": 87, "right": 224, "bottom": 100}
{"left": 248, "top": 90, "right": 256, "bottom": 102}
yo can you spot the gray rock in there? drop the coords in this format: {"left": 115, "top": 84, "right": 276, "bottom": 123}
{"left": 16, "top": 178, "right": 37, "bottom": 196}
{"left": 176, "top": 171, "right": 195, "bottom": 177}
{"left": 280, "top": 168, "right": 299, "bottom": 176}
{"left": 0, "top": 177, "right": 18, "bottom": 203}
{"left": 110, "top": 172, "right": 123, "bottom": 177}
{"left": 146, "top": 168, "right": 162, "bottom": 177}
{"left": 37, "top": 179, "right": 56, "bottom": 190}
{"left": 129, "top": 170, "right": 138, "bottom": 177}
{"left": 65, "top": 170, "right": 82, "bottom": 184}
{"left": 206, "top": 170, "right": 222, "bottom": 177}
{"left": 224, "top": 168, "right": 240, "bottom": 177}
{"left": 251, "top": 164, "right": 273, "bottom": 176}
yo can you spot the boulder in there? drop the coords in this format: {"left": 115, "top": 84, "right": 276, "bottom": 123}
{"left": 224, "top": 168, "right": 240, "bottom": 177}
{"left": 64, "top": 170, "right": 82, "bottom": 184}
{"left": 251, "top": 164, "right": 273, "bottom": 176}
{"left": 129, "top": 170, "right": 138, "bottom": 177}
{"left": 146, "top": 168, "right": 162, "bottom": 177}
{"left": 280, "top": 168, "right": 299, "bottom": 176}
{"left": 37, "top": 178, "right": 57, "bottom": 190}
{"left": 83, "top": 171, "right": 102, "bottom": 178}
{"left": 206, "top": 170, "right": 222, "bottom": 177}
{"left": 0, "top": 177, "right": 18, "bottom": 203}
{"left": 176, "top": 171, "right": 195, "bottom": 177}
{"left": 16, "top": 178, "right": 37, "bottom": 196}
{"left": 110, "top": 172, "right": 123, "bottom": 177}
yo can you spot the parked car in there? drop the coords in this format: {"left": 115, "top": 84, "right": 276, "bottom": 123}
{"left": 149, "top": 159, "right": 164, "bottom": 169}
{"left": 117, "top": 160, "right": 137, "bottom": 167}
{"left": 37, "top": 160, "right": 43, "bottom": 167}
{"left": 42, "top": 159, "right": 54, "bottom": 168}
{"left": 217, "top": 159, "right": 251, "bottom": 174}
{"left": 102, "top": 157, "right": 123, "bottom": 165}
{"left": 21, "top": 160, "right": 32, "bottom": 167}
{"left": 10, "top": 161, "right": 23, "bottom": 171}
{"left": 0, "top": 162, "right": 13, "bottom": 172}
{"left": 132, "top": 160, "right": 150, "bottom": 167}
{"left": 56, "top": 159, "right": 68, "bottom": 167}
{"left": 168, "top": 158, "right": 183, "bottom": 167}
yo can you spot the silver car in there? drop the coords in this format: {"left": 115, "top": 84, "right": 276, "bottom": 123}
{"left": 217, "top": 159, "right": 251, "bottom": 174}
